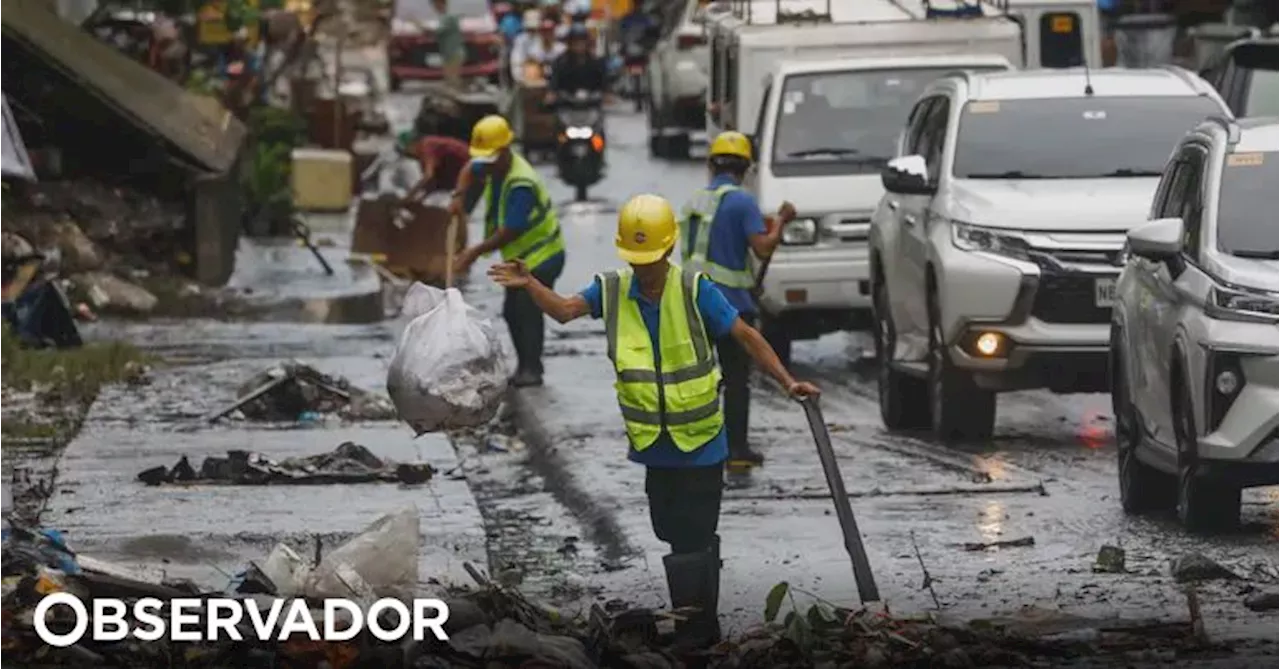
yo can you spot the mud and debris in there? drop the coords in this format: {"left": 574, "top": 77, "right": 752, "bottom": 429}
{"left": 136, "top": 442, "right": 436, "bottom": 487}
{"left": 208, "top": 361, "right": 396, "bottom": 423}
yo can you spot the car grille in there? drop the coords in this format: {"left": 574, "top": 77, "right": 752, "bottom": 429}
{"left": 400, "top": 41, "right": 497, "bottom": 67}
{"left": 1031, "top": 274, "right": 1112, "bottom": 324}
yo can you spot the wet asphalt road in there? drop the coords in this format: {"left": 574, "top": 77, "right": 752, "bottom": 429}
{"left": 386, "top": 96, "right": 1279, "bottom": 646}
{"left": 16, "top": 89, "right": 1274, "bottom": 660}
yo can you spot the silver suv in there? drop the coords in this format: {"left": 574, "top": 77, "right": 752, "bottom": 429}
{"left": 1111, "top": 117, "right": 1279, "bottom": 533}
{"left": 868, "top": 67, "right": 1230, "bottom": 442}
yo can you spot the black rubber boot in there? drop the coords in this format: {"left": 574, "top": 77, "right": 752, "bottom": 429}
{"left": 662, "top": 538, "right": 721, "bottom": 649}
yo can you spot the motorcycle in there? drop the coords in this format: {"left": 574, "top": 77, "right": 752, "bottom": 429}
{"left": 620, "top": 39, "right": 648, "bottom": 113}
{"left": 551, "top": 90, "right": 606, "bottom": 202}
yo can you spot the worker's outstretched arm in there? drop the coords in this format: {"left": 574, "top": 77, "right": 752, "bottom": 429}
{"left": 488, "top": 261, "right": 589, "bottom": 323}
{"left": 729, "top": 318, "right": 820, "bottom": 398}
{"left": 747, "top": 201, "right": 797, "bottom": 260}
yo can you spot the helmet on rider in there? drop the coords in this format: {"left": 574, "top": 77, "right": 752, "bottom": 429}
{"left": 615, "top": 194, "right": 677, "bottom": 265}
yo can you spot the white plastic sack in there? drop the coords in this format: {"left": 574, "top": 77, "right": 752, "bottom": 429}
{"left": 388, "top": 282, "right": 508, "bottom": 434}
{"left": 304, "top": 506, "right": 421, "bottom": 601}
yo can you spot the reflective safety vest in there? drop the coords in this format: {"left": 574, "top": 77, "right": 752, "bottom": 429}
{"left": 600, "top": 263, "right": 724, "bottom": 452}
{"left": 678, "top": 184, "right": 756, "bottom": 289}
{"left": 481, "top": 153, "right": 566, "bottom": 271}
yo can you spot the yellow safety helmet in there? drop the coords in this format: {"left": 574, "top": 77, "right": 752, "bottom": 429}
{"left": 616, "top": 194, "right": 677, "bottom": 265}
{"left": 469, "top": 115, "right": 514, "bottom": 161}
{"left": 708, "top": 131, "right": 753, "bottom": 161}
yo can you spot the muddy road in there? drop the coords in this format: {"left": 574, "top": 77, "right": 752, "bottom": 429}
{"left": 413, "top": 101, "right": 1279, "bottom": 645}
{"left": 15, "top": 93, "right": 1274, "bottom": 662}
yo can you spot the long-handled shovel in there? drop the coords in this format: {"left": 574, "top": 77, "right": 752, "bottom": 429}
{"left": 798, "top": 395, "right": 881, "bottom": 604}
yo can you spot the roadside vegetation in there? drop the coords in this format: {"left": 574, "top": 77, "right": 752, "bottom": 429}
{"left": 1, "top": 325, "right": 150, "bottom": 442}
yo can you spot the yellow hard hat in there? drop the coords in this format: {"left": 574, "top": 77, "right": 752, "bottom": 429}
{"left": 616, "top": 194, "right": 677, "bottom": 265}
{"left": 469, "top": 115, "right": 514, "bottom": 161}
{"left": 709, "top": 131, "right": 753, "bottom": 161}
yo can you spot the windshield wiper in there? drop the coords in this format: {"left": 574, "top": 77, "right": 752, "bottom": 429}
{"left": 964, "top": 171, "right": 1049, "bottom": 179}
{"left": 1098, "top": 168, "right": 1164, "bottom": 177}
{"left": 786, "top": 147, "right": 863, "bottom": 158}
{"left": 1229, "top": 249, "right": 1280, "bottom": 260}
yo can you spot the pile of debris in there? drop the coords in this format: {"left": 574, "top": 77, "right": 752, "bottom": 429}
{"left": 136, "top": 441, "right": 435, "bottom": 486}
{"left": 208, "top": 361, "right": 397, "bottom": 423}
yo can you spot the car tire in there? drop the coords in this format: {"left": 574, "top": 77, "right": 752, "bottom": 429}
{"left": 927, "top": 290, "right": 995, "bottom": 443}
{"left": 1111, "top": 327, "right": 1173, "bottom": 513}
{"left": 1173, "top": 377, "right": 1240, "bottom": 533}
{"left": 647, "top": 100, "right": 668, "bottom": 158}
{"left": 760, "top": 313, "right": 792, "bottom": 368}
{"left": 873, "top": 279, "right": 929, "bottom": 430}
{"left": 389, "top": 74, "right": 402, "bottom": 92}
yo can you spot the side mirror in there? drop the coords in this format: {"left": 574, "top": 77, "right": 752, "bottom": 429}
{"left": 881, "top": 155, "right": 934, "bottom": 195}
{"left": 1127, "top": 217, "right": 1184, "bottom": 260}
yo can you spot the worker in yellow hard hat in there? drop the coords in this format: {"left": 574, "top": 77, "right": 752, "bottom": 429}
{"left": 487, "top": 193, "right": 819, "bottom": 649}
{"left": 678, "top": 130, "right": 796, "bottom": 470}
{"left": 451, "top": 114, "right": 567, "bottom": 387}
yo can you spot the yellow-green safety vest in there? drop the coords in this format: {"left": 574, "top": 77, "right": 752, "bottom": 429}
{"left": 481, "top": 153, "right": 565, "bottom": 271}
{"left": 678, "top": 184, "right": 756, "bottom": 289}
{"left": 600, "top": 263, "right": 724, "bottom": 452}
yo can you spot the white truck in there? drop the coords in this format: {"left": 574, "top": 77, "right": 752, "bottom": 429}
{"left": 706, "top": 0, "right": 1103, "bottom": 362}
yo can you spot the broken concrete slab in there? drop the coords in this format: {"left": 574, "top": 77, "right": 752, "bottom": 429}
{"left": 1172, "top": 554, "right": 1241, "bottom": 583}
{"left": 70, "top": 271, "right": 158, "bottom": 314}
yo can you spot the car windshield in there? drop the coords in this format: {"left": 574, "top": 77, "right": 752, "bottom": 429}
{"left": 1245, "top": 69, "right": 1279, "bottom": 117}
{"left": 771, "top": 67, "right": 1002, "bottom": 176}
{"left": 1216, "top": 151, "right": 1279, "bottom": 259}
{"left": 952, "top": 96, "right": 1226, "bottom": 179}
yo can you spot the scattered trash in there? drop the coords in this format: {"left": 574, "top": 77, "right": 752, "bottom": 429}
{"left": 961, "top": 536, "right": 1035, "bottom": 552}
{"left": 136, "top": 442, "right": 436, "bottom": 486}
{"left": 206, "top": 361, "right": 396, "bottom": 423}
{"left": 387, "top": 283, "right": 507, "bottom": 434}
{"left": 1093, "top": 545, "right": 1126, "bottom": 574}
{"left": 1171, "top": 553, "right": 1240, "bottom": 583}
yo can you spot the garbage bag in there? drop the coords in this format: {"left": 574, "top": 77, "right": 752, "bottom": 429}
{"left": 304, "top": 506, "right": 420, "bottom": 601}
{"left": 387, "top": 282, "right": 508, "bottom": 434}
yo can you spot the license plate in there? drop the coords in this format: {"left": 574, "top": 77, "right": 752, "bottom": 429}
{"left": 1095, "top": 277, "right": 1117, "bottom": 308}
{"left": 571, "top": 144, "right": 588, "bottom": 157}
{"left": 628, "top": 65, "right": 644, "bottom": 74}
{"left": 424, "top": 53, "right": 443, "bottom": 67}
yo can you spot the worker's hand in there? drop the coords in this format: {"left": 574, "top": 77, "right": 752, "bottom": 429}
{"left": 777, "top": 201, "right": 797, "bottom": 225}
{"left": 787, "top": 380, "right": 821, "bottom": 399}
{"left": 453, "top": 247, "right": 478, "bottom": 275}
{"left": 448, "top": 192, "right": 466, "bottom": 220}
{"left": 487, "top": 260, "right": 532, "bottom": 288}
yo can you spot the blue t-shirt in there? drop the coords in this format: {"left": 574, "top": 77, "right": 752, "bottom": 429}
{"left": 499, "top": 14, "right": 522, "bottom": 42}
{"left": 475, "top": 163, "right": 565, "bottom": 273}
{"left": 683, "top": 174, "right": 766, "bottom": 314}
{"left": 580, "top": 272, "right": 739, "bottom": 468}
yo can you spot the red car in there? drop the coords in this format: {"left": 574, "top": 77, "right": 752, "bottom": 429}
{"left": 388, "top": 0, "right": 502, "bottom": 90}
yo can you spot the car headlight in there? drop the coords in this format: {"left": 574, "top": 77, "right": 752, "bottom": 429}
{"left": 565, "top": 126, "right": 594, "bottom": 140}
{"left": 951, "top": 222, "right": 1030, "bottom": 260}
{"left": 1207, "top": 285, "right": 1279, "bottom": 322}
{"left": 782, "top": 218, "right": 817, "bottom": 245}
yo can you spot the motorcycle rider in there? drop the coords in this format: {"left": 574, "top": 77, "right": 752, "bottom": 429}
{"left": 545, "top": 24, "right": 609, "bottom": 106}
{"left": 509, "top": 11, "right": 563, "bottom": 85}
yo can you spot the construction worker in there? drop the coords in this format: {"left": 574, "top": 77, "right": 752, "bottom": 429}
{"left": 487, "top": 194, "right": 820, "bottom": 647}
{"left": 451, "top": 115, "right": 566, "bottom": 388}
{"left": 679, "top": 131, "right": 796, "bottom": 468}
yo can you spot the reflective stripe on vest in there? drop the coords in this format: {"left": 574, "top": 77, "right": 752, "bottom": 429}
{"left": 481, "top": 153, "right": 566, "bottom": 271}
{"left": 678, "top": 184, "right": 756, "bottom": 289}
{"left": 600, "top": 264, "right": 724, "bottom": 452}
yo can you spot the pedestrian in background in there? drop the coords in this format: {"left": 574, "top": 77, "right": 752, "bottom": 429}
{"left": 450, "top": 115, "right": 567, "bottom": 387}
{"left": 432, "top": 0, "right": 466, "bottom": 89}
{"left": 486, "top": 194, "right": 819, "bottom": 648}
{"left": 680, "top": 131, "right": 796, "bottom": 469}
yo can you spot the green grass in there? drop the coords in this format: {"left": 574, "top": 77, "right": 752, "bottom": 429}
{"left": 2, "top": 325, "right": 151, "bottom": 441}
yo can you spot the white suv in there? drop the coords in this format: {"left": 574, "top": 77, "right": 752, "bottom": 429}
{"left": 868, "top": 67, "right": 1230, "bottom": 442}
{"left": 1111, "top": 117, "right": 1279, "bottom": 533}
{"left": 646, "top": 0, "right": 710, "bottom": 159}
